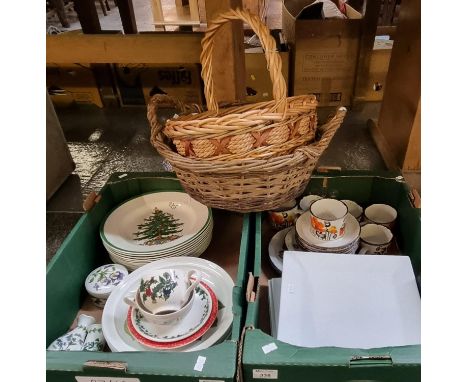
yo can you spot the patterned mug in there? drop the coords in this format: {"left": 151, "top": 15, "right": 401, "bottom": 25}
{"left": 359, "top": 223, "right": 393, "bottom": 254}
{"left": 309, "top": 198, "right": 348, "bottom": 241}
{"left": 268, "top": 200, "right": 301, "bottom": 230}
{"left": 124, "top": 269, "right": 201, "bottom": 324}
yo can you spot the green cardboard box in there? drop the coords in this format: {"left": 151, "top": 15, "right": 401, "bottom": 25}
{"left": 242, "top": 171, "right": 421, "bottom": 381}
{"left": 46, "top": 172, "right": 251, "bottom": 381}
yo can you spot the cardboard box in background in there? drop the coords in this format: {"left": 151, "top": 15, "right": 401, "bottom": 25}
{"left": 113, "top": 64, "right": 203, "bottom": 106}
{"left": 245, "top": 49, "right": 289, "bottom": 103}
{"left": 282, "top": 0, "right": 362, "bottom": 106}
{"left": 360, "top": 38, "right": 393, "bottom": 102}
{"left": 46, "top": 63, "right": 104, "bottom": 108}
{"left": 141, "top": 65, "right": 203, "bottom": 105}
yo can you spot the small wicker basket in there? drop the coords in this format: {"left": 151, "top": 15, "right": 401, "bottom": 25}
{"left": 162, "top": 8, "right": 318, "bottom": 161}
{"left": 148, "top": 95, "right": 347, "bottom": 213}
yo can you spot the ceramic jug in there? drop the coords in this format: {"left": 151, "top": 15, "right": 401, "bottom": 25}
{"left": 47, "top": 314, "right": 96, "bottom": 351}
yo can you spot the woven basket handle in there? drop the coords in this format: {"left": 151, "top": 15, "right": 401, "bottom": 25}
{"left": 147, "top": 94, "right": 201, "bottom": 142}
{"left": 296, "top": 107, "right": 348, "bottom": 159}
{"left": 201, "top": 8, "right": 287, "bottom": 113}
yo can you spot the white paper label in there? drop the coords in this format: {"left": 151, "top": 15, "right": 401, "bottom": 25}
{"left": 252, "top": 369, "right": 278, "bottom": 379}
{"left": 261, "top": 342, "right": 278, "bottom": 354}
{"left": 75, "top": 377, "right": 140, "bottom": 382}
{"left": 199, "top": 380, "right": 225, "bottom": 382}
{"left": 194, "top": 356, "right": 207, "bottom": 371}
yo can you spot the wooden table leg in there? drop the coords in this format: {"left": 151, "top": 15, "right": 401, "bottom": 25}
{"left": 50, "top": 0, "right": 70, "bottom": 28}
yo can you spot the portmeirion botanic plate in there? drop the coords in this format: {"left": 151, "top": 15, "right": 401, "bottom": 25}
{"left": 127, "top": 283, "right": 218, "bottom": 349}
{"left": 101, "top": 192, "right": 210, "bottom": 254}
{"left": 295, "top": 212, "right": 360, "bottom": 249}
{"left": 102, "top": 257, "right": 234, "bottom": 352}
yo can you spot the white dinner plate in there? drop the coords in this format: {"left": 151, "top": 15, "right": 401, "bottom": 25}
{"left": 102, "top": 257, "right": 234, "bottom": 352}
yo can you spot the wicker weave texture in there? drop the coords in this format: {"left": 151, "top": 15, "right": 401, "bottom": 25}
{"left": 162, "top": 8, "right": 318, "bottom": 161}
{"left": 148, "top": 95, "right": 347, "bottom": 213}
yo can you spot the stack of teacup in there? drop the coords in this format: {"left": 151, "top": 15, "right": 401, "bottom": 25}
{"left": 295, "top": 198, "right": 361, "bottom": 254}
{"left": 358, "top": 203, "right": 397, "bottom": 255}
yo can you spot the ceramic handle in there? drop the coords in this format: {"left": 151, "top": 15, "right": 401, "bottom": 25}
{"left": 359, "top": 247, "right": 370, "bottom": 255}
{"left": 183, "top": 270, "right": 202, "bottom": 302}
{"left": 123, "top": 296, "right": 138, "bottom": 309}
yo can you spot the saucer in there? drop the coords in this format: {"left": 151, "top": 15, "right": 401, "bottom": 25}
{"left": 284, "top": 228, "right": 301, "bottom": 251}
{"left": 126, "top": 282, "right": 218, "bottom": 349}
{"left": 268, "top": 228, "right": 291, "bottom": 273}
{"left": 296, "top": 212, "right": 360, "bottom": 249}
{"left": 130, "top": 282, "right": 215, "bottom": 343}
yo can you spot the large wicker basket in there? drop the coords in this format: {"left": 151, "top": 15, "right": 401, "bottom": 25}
{"left": 148, "top": 95, "right": 347, "bottom": 213}
{"left": 162, "top": 8, "right": 318, "bottom": 161}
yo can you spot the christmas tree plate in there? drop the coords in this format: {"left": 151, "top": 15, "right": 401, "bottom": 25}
{"left": 127, "top": 282, "right": 218, "bottom": 347}
{"left": 105, "top": 225, "right": 212, "bottom": 261}
{"left": 102, "top": 257, "right": 234, "bottom": 352}
{"left": 103, "top": 215, "right": 213, "bottom": 256}
{"left": 107, "top": 229, "right": 213, "bottom": 272}
{"left": 101, "top": 192, "right": 210, "bottom": 254}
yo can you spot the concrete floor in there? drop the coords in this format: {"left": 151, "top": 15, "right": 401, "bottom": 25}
{"left": 46, "top": 102, "right": 387, "bottom": 263}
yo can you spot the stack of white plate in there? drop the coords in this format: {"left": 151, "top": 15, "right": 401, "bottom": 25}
{"left": 102, "top": 257, "right": 234, "bottom": 352}
{"left": 295, "top": 212, "right": 360, "bottom": 254}
{"left": 100, "top": 192, "right": 213, "bottom": 271}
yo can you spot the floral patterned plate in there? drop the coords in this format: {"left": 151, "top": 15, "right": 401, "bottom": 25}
{"left": 296, "top": 212, "right": 360, "bottom": 249}
{"left": 127, "top": 282, "right": 218, "bottom": 349}
{"left": 102, "top": 257, "right": 234, "bottom": 352}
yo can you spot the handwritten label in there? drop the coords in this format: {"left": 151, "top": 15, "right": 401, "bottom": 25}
{"left": 75, "top": 377, "right": 140, "bottom": 382}
{"left": 252, "top": 369, "right": 278, "bottom": 379}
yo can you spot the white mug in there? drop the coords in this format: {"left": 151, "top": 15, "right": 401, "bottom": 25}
{"left": 364, "top": 204, "right": 397, "bottom": 229}
{"left": 359, "top": 224, "right": 393, "bottom": 255}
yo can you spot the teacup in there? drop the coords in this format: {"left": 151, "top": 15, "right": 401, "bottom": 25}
{"left": 309, "top": 198, "right": 348, "bottom": 241}
{"left": 299, "top": 194, "right": 323, "bottom": 211}
{"left": 268, "top": 200, "right": 301, "bottom": 230}
{"left": 364, "top": 204, "right": 397, "bottom": 229}
{"left": 341, "top": 200, "right": 363, "bottom": 221}
{"left": 359, "top": 223, "right": 393, "bottom": 255}
{"left": 124, "top": 269, "right": 201, "bottom": 325}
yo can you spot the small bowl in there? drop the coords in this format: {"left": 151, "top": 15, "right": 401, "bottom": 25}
{"left": 85, "top": 264, "right": 128, "bottom": 308}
